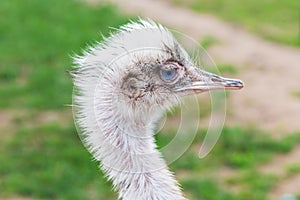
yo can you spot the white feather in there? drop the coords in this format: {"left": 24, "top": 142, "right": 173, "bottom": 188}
{"left": 72, "top": 19, "right": 187, "bottom": 200}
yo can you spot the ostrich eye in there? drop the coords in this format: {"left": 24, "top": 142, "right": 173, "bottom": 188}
{"left": 160, "top": 65, "right": 178, "bottom": 81}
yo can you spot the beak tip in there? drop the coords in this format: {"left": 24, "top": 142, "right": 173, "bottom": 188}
{"left": 237, "top": 80, "right": 244, "bottom": 89}
{"left": 226, "top": 79, "right": 244, "bottom": 90}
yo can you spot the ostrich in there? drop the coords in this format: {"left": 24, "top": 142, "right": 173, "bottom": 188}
{"left": 71, "top": 19, "right": 243, "bottom": 200}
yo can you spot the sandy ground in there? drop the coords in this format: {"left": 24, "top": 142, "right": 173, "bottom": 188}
{"left": 84, "top": 0, "right": 300, "bottom": 198}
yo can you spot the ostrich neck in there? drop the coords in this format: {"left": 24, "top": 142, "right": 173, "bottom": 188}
{"left": 95, "top": 103, "right": 186, "bottom": 200}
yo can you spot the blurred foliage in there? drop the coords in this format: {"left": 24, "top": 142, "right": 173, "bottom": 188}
{"left": 286, "top": 163, "right": 300, "bottom": 176}
{"left": 0, "top": 0, "right": 128, "bottom": 109}
{"left": 0, "top": 0, "right": 127, "bottom": 198}
{"left": 182, "top": 178, "right": 234, "bottom": 200}
{"left": 0, "top": 122, "right": 116, "bottom": 199}
{"left": 156, "top": 127, "right": 300, "bottom": 200}
{"left": 4, "top": 122, "right": 298, "bottom": 199}
{"left": 200, "top": 36, "right": 219, "bottom": 49}
{"left": 216, "top": 127, "right": 296, "bottom": 168}
{"left": 217, "top": 65, "right": 238, "bottom": 75}
{"left": 291, "top": 91, "right": 300, "bottom": 99}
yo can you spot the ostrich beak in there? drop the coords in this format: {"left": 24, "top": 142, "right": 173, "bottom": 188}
{"left": 176, "top": 68, "right": 244, "bottom": 93}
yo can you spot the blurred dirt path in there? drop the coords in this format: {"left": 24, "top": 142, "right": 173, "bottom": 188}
{"left": 88, "top": 0, "right": 300, "bottom": 136}
{"left": 259, "top": 145, "right": 300, "bottom": 199}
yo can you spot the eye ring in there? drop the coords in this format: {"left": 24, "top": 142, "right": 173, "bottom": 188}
{"left": 160, "top": 65, "right": 178, "bottom": 81}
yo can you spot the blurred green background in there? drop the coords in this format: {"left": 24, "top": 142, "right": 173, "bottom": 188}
{"left": 0, "top": 0, "right": 299, "bottom": 199}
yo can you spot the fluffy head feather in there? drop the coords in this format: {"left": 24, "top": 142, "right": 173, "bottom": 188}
{"left": 71, "top": 18, "right": 243, "bottom": 200}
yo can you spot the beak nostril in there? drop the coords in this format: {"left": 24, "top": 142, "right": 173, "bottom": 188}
{"left": 211, "top": 77, "right": 222, "bottom": 83}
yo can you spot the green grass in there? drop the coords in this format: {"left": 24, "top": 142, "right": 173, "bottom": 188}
{"left": 234, "top": 172, "right": 276, "bottom": 200}
{"left": 200, "top": 36, "right": 219, "bottom": 49}
{"left": 0, "top": 0, "right": 129, "bottom": 198}
{"left": 157, "top": 127, "right": 299, "bottom": 170}
{"left": 173, "top": 0, "right": 300, "bottom": 47}
{"left": 217, "top": 64, "right": 238, "bottom": 75}
{"left": 216, "top": 127, "right": 296, "bottom": 168}
{"left": 0, "top": 0, "right": 129, "bottom": 109}
{"left": 291, "top": 91, "right": 300, "bottom": 99}
{"left": 286, "top": 163, "right": 300, "bottom": 176}
{"left": 0, "top": 122, "right": 116, "bottom": 199}
{"left": 4, "top": 122, "right": 296, "bottom": 199}
{"left": 156, "top": 126, "right": 300, "bottom": 200}
{"left": 182, "top": 178, "right": 234, "bottom": 200}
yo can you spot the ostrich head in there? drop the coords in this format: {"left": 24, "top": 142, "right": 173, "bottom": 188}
{"left": 71, "top": 19, "right": 243, "bottom": 200}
